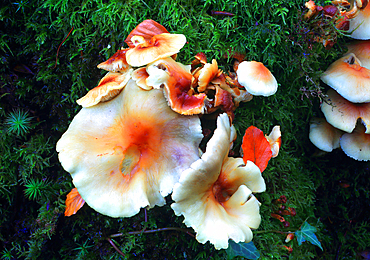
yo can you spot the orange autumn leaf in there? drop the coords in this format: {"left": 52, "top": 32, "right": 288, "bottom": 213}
{"left": 242, "top": 126, "right": 272, "bottom": 172}
{"left": 65, "top": 188, "right": 85, "bottom": 217}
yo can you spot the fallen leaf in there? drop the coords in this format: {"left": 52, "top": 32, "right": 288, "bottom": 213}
{"left": 295, "top": 221, "right": 323, "bottom": 250}
{"left": 242, "top": 126, "right": 272, "bottom": 172}
{"left": 226, "top": 240, "right": 260, "bottom": 260}
{"left": 65, "top": 188, "right": 85, "bottom": 217}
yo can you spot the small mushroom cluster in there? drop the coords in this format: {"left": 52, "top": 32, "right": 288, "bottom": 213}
{"left": 57, "top": 19, "right": 281, "bottom": 249}
{"left": 309, "top": 41, "right": 370, "bottom": 161}
{"left": 304, "top": 0, "right": 369, "bottom": 48}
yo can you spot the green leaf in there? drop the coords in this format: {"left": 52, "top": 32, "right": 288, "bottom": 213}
{"left": 295, "top": 222, "right": 323, "bottom": 250}
{"left": 226, "top": 240, "right": 260, "bottom": 259}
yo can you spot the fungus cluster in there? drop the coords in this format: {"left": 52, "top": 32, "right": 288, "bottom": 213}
{"left": 304, "top": 0, "right": 370, "bottom": 48}
{"left": 309, "top": 42, "right": 370, "bottom": 161}
{"left": 57, "top": 20, "right": 281, "bottom": 249}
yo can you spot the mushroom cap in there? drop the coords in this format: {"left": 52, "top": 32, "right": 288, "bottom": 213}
{"left": 348, "top": 4, "right": 370, "bottom": 39}
{"left": 214, "top": 85, "right": 235, "bottom": 114}
{"left": 236, "top": 61, "right": 278, "bottom": 96}
{"left": 321, "top": 89, "right": 370, "bottom": 134}
{"left": 125, "top": 33, "right": 186, "bottom": 67}
{"left": 321, "top": 53, "right": 370, "bottom": 103}
{"left": 132, "top": 67, "right": 151, "bottom": 90}
{"left": 346, "top": 40, "right": 370, "bottom": 69}
{"left": 57, "top": 79, "right": 203, "bottom": 218}
{"left": 340, "top": 124, "right": 370, "bottom": 161}
{"left": 76, "top": 70, "right": 133, "bottom": 107}
{"left": 198, "top": 59, "right": 220, "bottom": 92}
{"left": 171, "top": 113, "right": 265, "bottom": 249}
{"left": 146, "top": 57, "right": 207, "bottom": 115}
{"left": 124, "top": 19, "right": 169, "bottom": 48}
{"left": 97, "top": 48, "right": 131, "bottom": 73}
{"left": 265, "top": 125, "right": 282, "bottom": 157}
{"left": 309, "top": 117, "right": 344, "bottom": 152}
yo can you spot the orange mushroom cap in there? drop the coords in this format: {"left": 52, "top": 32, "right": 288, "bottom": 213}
{"left": 146, "top": 57, "right": 207, "bottom": 115}
{"left": 171, "top": 113, "right": 265, "bottom": 250}
{"left": 197, "top": 59, "right": 220, "bottom": 92}
{"left": 321, "top": 89, "right": 370, "bottom": 134}
{"left": 321, "top": 53, "right": 370, "bottom": 103}
{"left": 124, "top": 19, "right": 169, "bottom": 48}
{"left": 57, "top": 79, "right": 203, "bottom": 218}
{"left": 97, "top": 48, "right": 130, "bottom": 73}
{"left": 236, "top": 61, "right": 278, "bottom": 96}
{"left": 346, "top": 40, "right": 370, "bottom": 69}
{"left": 309, "top": 117, "right": 344, "bottom": 152}
{"left": 76, "top": 70, "right": 133, "bottom": 107}
{"left": 340, "top": 124, "right": 370, "bottom": 161}
{"left": 125, "top": 33, "right": 186, "bottom": 67}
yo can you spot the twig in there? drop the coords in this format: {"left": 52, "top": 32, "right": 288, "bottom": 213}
{"left": 254, "top": 230, "right": 294, "bottom": 235}
{"left": 110, "top": 227, "right": 195, "bottom": 238}
{"left": 106, "top": 237, "right": 125, "bottom": 257}
{"left": 54, "top": 26, "right": 74, "bottom": 68}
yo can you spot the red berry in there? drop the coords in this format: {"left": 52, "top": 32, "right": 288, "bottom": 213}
{"left": 283, "top": 221, "right": 290, "bottom": 228}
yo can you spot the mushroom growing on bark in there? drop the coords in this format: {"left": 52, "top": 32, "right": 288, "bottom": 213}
{"left": 171, "top": 113, "right": 265, "bottom": 250}
{"left": 57, "top": 79, "right": 203, "bottom": 218}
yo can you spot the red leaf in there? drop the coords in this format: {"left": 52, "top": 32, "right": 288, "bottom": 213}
{"left": 65, "top": 188, "right": 85, "bottom": 217}
{"left": 242, "top": 126, "right": 272, "bottom": 172}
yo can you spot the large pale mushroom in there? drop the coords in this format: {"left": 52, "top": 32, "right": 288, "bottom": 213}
{"left": 171, "top": 113, "right": 265, "bottom": 250}
{"left": 346, "top": 40, "right": 370, "bottom": 69}
{"left": 236, "top": 61, "right": 278, "bottom": 97}
{"left": 321, "top": 53, "right": 370, "bottom": 103}
{"left": 321, "top": 89, "right": 370, "bottom": 134}
{"left": 309, "top": 117, "right": 344, "bottom": 152}
{"left": 340, "top": 124, "right": 370, "bottom": 161}
{"left": 57, "top": 79, "right": 203, "bottom": 218}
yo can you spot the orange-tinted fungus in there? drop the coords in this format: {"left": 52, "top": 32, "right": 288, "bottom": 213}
{"left": 108, "top": 115, "right": 164, "bottom": 179}
{"left": 253, "top": 62, "right": 273, "bottom": 82}
{"left": 212, "top": 173, "right": 234, "bottom": 204}
{"left": 125, "top": 19, "right": 168, "bottom": 48}
{"left": 161, "top": 59, "right": 206, "bottom": 114}
{"left": 97, "top": 49, "right": 130, "bottom": 72}
{"left": 215, "top": 87, "right": 235, "bottom": 113}
{"left": 105, "top": 49, "right": 128, "bottom": 65}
